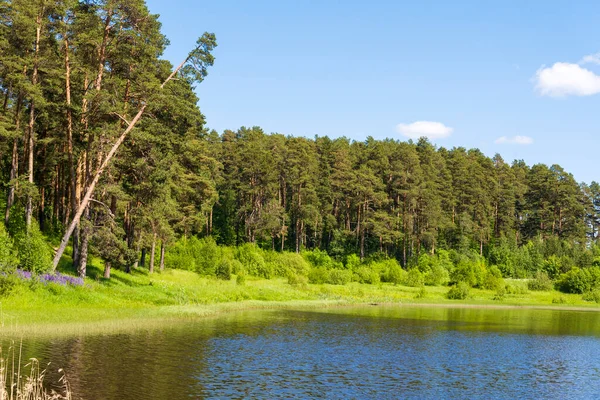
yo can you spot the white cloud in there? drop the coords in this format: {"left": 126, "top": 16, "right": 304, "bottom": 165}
{"left": 580, "top": 53, "right": 600, "bottom": 65}
{"left": 396, "top": 121, "right": 453, "bottom": 140}
{"left": 494, "top": 135, "right": 533, "bottom": 145}
{"left": 534, "top": 62, "right": 600, "bottom": 97}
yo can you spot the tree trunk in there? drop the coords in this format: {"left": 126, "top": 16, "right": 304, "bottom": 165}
{"left": 77, "top": 213, "right": 90, "bottom": 278}
{"left": 25, "top": 11, "right": 43, "bottom": 229}
{"left": 159, "top": 241, "right": 165, "bottom": 272}
{"left": 149, "top": 232, "right": 156, "bottom": 274}
{"left": 64, "top": 33, "right": 79, "bottom": 269}
{"left": 5, "top": 135, "right": 19, "bottom": 225}
{"left": 103, "top": 261, "right": 111, "bottom": 279}
{"left": 140, "top": 248, "right": 146, "bottom": 268}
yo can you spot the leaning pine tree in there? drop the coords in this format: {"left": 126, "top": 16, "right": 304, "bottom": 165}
{"left": 52, "top": 33, "right": 217, "bottom": 270}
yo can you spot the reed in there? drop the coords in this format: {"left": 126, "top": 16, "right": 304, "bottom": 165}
{"left": 0, "top": 342, "right": 70, "bottom": 400}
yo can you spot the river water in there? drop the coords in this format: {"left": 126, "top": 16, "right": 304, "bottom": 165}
{"left": 19, "top": 306, "right": 600, "bottom": 399}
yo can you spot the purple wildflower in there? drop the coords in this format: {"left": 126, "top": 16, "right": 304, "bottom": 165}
{"left": 39, "top": 272, "right": 84, "bottom": 286}
{"left": 16, "top": 269, "right": 32, "bottom": 280}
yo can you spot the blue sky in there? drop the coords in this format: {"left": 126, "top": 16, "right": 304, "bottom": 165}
{"left": 146, "top": 0, "right": 600, "bottom": 184}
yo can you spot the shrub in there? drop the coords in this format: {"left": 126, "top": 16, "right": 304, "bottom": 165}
{"left": 0, "top": 223, "right": 16, "bottom": 272}
{"left": 236, "top": 244, "right": 271, "bottom": 278}
{"left": 15, "top": 223, "right": 52, "bottom": 274}
{"left": 354, "top": 266, "right": 380, "bottom": 284}
{"left": 328, "top": 269, "right": 352, "bottom": 285}
{"left": 287, "top": 272, "right": 308, "bottom": 288}
{"left": 505, "top": 282, "right": 528, "bottom": 295}
{"left": 425, "top": 263, "right": 449, "bottom": 286}
{"left": 195, "top": 237, "right": 220, "bottom": 275}
{"left": 415, "top": 285, "right": 427, "bottom": 299}
{"left": 450, "top": 259, "right": 486, "bottom": 287}
{"left": 308, "top": 267, "right": 330, "bottom": 284}
{"left": 345, "top": 254, "right": 362, "bottom": 271}
{"left": 582, "top": 290, "right": 600, "bottom": 303}
{"left": 493, "top": 285, "right": 506, "bottom": 301}
{"left": 215, "top": 259, "right": 232, "bottom": 280}
{"left": 447, "top": 282, "right": 470, "bottom": 300}
{"left": 405, "top": 268, "right": 424, "bottom": 287}
{"left": 265, "top": 251, "right": 310, "bottom": 277}
{"left": 302, "top": 249, "right": 342, "bottom": 270}
{"left": 555, "top": 267, "right": 600, "bottom": 294}
{"left": 481, "top": 266, "right": 504, "bottom": 291}
{"left": 236, "top": 270, "right": 246, "bottom": 285}
{"left": 375, "top": 259, "right": 405, "bottom": 284}
{"left": 0, "top": 274, "right": 18, "bottom": 297}
{"left": 528, "top": 271, "right": 553, "bottom": 291}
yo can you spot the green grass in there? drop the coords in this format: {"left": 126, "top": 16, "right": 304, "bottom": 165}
{"left": 2, "top": 254, "right": 600, "bottom": 337}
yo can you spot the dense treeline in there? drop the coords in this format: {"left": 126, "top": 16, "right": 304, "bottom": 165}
{"left": 2, "top": 0, "right": 600, "bottom": 295}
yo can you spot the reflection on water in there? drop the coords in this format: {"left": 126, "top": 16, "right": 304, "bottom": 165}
{"left": 19, "top": 306, "right": 600, "bottom": 399}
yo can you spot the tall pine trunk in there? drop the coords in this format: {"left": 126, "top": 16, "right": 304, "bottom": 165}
{"left": 25, "top": 11, "right": 43, "bottom": 229}
{"left": 149, "top": 232, "right": 156, "bottom": 274}
{"left": 159, "top": 242, "right": 165, "bottom": 272}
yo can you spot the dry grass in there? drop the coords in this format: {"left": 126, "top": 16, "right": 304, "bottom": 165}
{"left": 0, "top": 342, "right": 70, "bottom": 400}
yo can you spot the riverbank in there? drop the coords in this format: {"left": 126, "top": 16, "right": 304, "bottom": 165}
{"left": 3, "top": 262, "right": 599, "bottom": 338}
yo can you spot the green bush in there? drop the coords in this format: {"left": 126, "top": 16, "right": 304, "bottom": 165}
{"left": 215, "top": 259, "right": 232, "bottom": 280}
{"left": 236, "top": 244, "right": 272, "bottom": 278}
{"left": 308, "top": 267, "right": 330, "bottom": 284}
{"left": 0, "top": 274, "right": 18, "bottom": 297}
{"left": 375, "top": 259, "right": 405, "bottom": 284}
{"left": 287, "top": 272, "right": 308, "bottom": 288}
{"left": 236, "top": 270, "right": 246, "bottom": 285}
{"left": 405, "top": 268, "right": 424, "bottom": 287}
{"left": 354, "top": 266, "right": 380, "bottom": 284}
{"left": 0, "top": 223, "right": 16, "bottom": 272}
{"left": 450, "top": 259, "right": 486, "bottom": 287}
{"left": 302, "top": 249, "right": 343, "bottom": 270}
{"left": 582, "top": 290, "right": 600, "bottom": 303}
{"left": 425, "top": 263, "right": 449, "bottom": 286}
{"left": 481, "top": 266, "right": 504, "bottom": 291}
{"left": 555, "top": 267, "right": 600, "bottom": 294}
{"left": 265, "top": 251, "right": 311, "bottom": 277}
{"left": 15, "top": 223, "right": 52, "bottom": 273}
{"left": 328, "top": 269, "right": 352, "bottom": 285}
{"left": 447, "top": 282, "right": 470, "bottom": 300}
{"left": 528, "top": 271, "right": 553, "bottom": 291}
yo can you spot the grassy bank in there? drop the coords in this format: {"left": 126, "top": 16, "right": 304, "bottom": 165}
{"left": 2, "top": 254, "right": 600, "bottom": 338}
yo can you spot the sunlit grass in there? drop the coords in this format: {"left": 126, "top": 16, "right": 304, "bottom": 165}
{"left": 2, "top": 251, "right": 599, "bottom": 337}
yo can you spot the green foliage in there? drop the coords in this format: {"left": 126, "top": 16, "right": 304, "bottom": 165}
{"left": 0, "top": 274, "right": 19, "bottom": 297}
{"left": 447, "top": 282, "right": 470, "bottom": 300}
{"left": 450, "top": 258, "right": 485, "bottom": 287}
{"left": 307, "top": 267, "right": 351, "bottom": 285}
{"left": 481, "top": 266, "right": 504, "bottom": 291}
{"left": 0, "top": 223, "right": 17, "bottom": 272}
{"left": 329, "top": 269, "right": 352, "bottom": 285}
{"left": 215, "top": 259, "right": 232, "bottom": 280}
{"left": 236, "top": 270, "right": 247, "bottom": 285}
{"left": 582, "top": 290, "right": 600, "bottom": 303}
{"left": 528, "top": 271, "right": 554, "bottom": 291}
{"left": 405, "top": 268, "right": 424, "bottom": 287}
{"left": 353, "top": 266, "right": 380, "bottom": 284}
{"left": 165, "top": 236, "right": 221, "bottom": 275}
{"left": 287, "top": 272, "right": 308, "bottom": 288}
{"left": 555, "top": 267, "right": 600, "bottom": 294}
{"left": 236, "top": 244, "right": 272, "bottom": 279}
{"left": 307, "top": 267, "right": 330, "bottom": 284}
{"left": 15, "top": 223, "right": 52, "bottom": 274}
{"left": 302, "top": 249, "right": 343, "bottom": 270}
{"left": 265, "top": 251, "right": 311, "bottom": 277}
{"left": 425, "top": 262, "right": 450, "bottom": 286}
